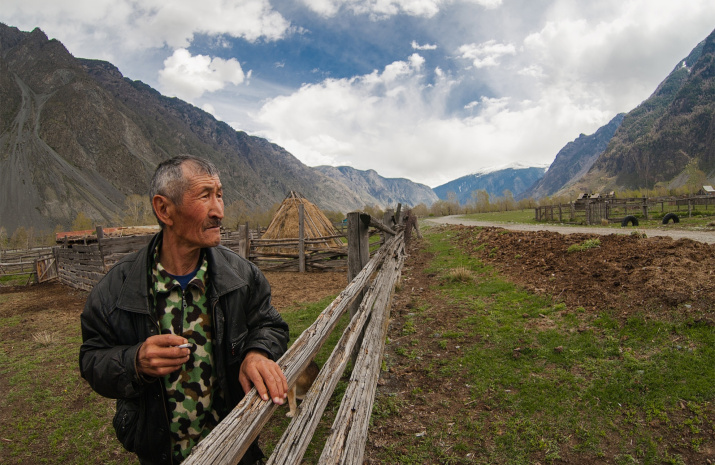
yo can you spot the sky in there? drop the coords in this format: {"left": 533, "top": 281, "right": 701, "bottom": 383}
{"left": 3, "top": 1, "right": 715, "bottom": 187}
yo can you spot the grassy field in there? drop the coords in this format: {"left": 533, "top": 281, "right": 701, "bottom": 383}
{"left": 456, "top": 209, "right": 537, "bottom": 224}
{"left": 364, "top": 225, "right": 715, "bottom": 464}
{"left": 2, "top": 226, "right": 713, "bottom": 464}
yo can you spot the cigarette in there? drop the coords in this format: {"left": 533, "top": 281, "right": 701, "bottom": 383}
{"left": 176, "top": 343, "right": 194, "bottom": 349}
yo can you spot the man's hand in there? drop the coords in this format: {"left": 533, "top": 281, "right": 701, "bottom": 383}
{"left": 136, "top": 334, "right": 191, "bottom": 378}
{"left": 239, "top": 350, "right": 288, "bottom": 405}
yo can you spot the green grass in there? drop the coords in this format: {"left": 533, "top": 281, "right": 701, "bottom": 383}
{"left": 371, "top": 226, "right": 715, "bottom": 464}
{"left": 0, "top": 273, "right": 33, "bottom": 285}
{"left": 459, "top": 210, "right": 537, "bottom": 223}
{"left": 0, "top": 323, "right": 136, "bottom": 464}
{"left": 567, "top": 238, "right": 601, "bottom": 253}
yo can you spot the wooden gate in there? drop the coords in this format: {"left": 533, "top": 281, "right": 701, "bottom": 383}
{"left": 35, "top": 255, "right": 58, "bottom": 283}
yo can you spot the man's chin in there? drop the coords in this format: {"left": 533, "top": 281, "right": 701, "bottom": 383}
{"left": 206, "top": 228, "right": 222, "bottom": 246}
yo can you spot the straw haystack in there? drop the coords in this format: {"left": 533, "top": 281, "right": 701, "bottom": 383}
{"left": 259, "top": 191, "right": 343, "bottom": 253}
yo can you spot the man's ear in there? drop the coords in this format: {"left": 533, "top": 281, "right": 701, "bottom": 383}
{"left": 152, "top": 195, "right": 175, "bottom": 227}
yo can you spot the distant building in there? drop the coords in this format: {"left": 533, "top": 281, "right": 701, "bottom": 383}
{"left": 697, "top": 185, "right": 715, "bottom": 196}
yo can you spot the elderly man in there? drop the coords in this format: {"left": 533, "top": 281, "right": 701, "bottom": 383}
{"left": 80, "top": 155, "right": 289, "bottom": 465}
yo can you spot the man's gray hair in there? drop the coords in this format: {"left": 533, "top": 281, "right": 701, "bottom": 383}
{"left": 149, "top": 155, "right": 220, "bottom": 227}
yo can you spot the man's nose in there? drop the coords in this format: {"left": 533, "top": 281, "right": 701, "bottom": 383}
{"left": 210, "top": 196, "right": 224, "bottom": 219}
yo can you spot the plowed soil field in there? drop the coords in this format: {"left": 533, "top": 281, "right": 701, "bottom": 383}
{"left": 454, "top": 226, "right": 715, "bottom": 319}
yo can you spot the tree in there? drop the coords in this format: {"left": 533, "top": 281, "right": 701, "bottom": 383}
{"left": 123, "top": 194, "right": 152, "bottom": 226}
{"left": 411, "top": 203, "right": 429, "bottom": 217}
{"left": 473, "top": 190, "right": 490, "bottom": 213}
{"left": 445, "top": 192, "right": 460, "bottom": 215}
{"left": 9, "top": 226, "right": 28, "bottom": 250}
{"left": 223, "top": 200, "right": 249, "bottom": 229}
{"left": 684, "top": 159, "right": 707, "bottom": 195}
{"left": 501, "top": 189, "right": 514, "bottom": 211}
{"left": 362, "top": 204, "right": 384, "bottom": 218}
{"left": 71, "top": 212, "right": 94, "bottom": 231}
{"left": 322, "top": 210, "right": 345, "bottom": 224}
{"left": 0, "top": 226, "right": 7, "bottom": 257}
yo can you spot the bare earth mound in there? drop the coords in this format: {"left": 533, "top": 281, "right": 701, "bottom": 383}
{"left": 455, "top": 226, "right": 715, "bottom": 320}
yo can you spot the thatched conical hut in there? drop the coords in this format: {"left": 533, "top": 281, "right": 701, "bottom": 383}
{"left": 259, "top": 191, "right": 343, "bottom": 253}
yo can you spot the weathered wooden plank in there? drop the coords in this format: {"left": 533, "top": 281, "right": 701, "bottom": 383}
{"left": 318, "top": 239, "right": 404, "bottom": 464}
{"left": 267, "top": 235, "right": 404, "bottom": 464}
{"left": 182, "top": 234, "right": 404, "bottom": 465}
{"left": 367, "top": 214, "right": 397, "bottom": 236}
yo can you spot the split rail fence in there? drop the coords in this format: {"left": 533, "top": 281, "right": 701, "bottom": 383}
{"left": 183, "top": 211, "right": 407, "bottom": 465}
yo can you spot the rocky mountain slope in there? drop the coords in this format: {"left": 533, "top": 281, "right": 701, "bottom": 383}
{"left": 433, "top": 165, "right": 547, "bottom": 205}
{"left": 314, "top": 165, "right": 438, "bottom": 209}
{"left": 519, "top": 114, "right": 625, "bottom": 200}
{"left": 564, "top": 28, "right": 715, "bottom": 195}
{"left": 0, "top": 24, "right": 434, "bottom": 235}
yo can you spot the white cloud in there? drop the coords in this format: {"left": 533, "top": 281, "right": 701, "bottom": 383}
{"left": 158, "top": 49, "right": 247, "bottom": 101}
{"left": 412, "top": 40, "right": 438, "bottom": 50}
{"left": 252, "top": 52, "right": 606, "bottom": 186}
{"left": 300, "top": 0, "right": 502, "bottom": 19}
{"left": 519, "top": 0, "right": 715, "bottom": 112}
{"left": 2, "top": 0, "right": 291, "bottom": 61}
{"left": 457, "top": 40, "right": 516, "bottom": 68}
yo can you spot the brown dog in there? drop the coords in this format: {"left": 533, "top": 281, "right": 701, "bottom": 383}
{"left": 286, "top": 360, "right": 320, "bottom": 418}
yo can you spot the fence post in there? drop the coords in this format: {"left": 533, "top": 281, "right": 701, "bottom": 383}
{"left": 299, "top": 204, "right": 306, "bottom": 273}
{"left": 347, "top": 212, "right": 370, "bottom": 317}
{"left": 382, "top": 210, "right": 394, "bottom": 245}
{"left": 244, "top": 222, "right": 250, "bottom": 259}
{"left": 394, "top": 203, "right": 402, "bottom": 225}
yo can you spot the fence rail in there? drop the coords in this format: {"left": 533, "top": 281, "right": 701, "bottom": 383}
{"left": 183, "top": 211, "right": 409, "bottom": 465}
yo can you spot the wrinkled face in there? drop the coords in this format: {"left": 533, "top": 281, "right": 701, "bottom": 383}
{"left": 170, "top": 165, "right": 224, "bottom": 250}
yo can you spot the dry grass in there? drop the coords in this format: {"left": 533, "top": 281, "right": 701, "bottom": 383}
{"left": 445, "top": 266, "right": 474, "bottom": 282}
{"left": 31, "top": 330, "right": 59, "bottom": 345}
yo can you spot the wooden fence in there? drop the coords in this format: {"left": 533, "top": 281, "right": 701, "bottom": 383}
{"left": 535, "top": 195, "right": 715, "bottom": 225}
{"left": 183, "top": 211, "right": 408, "bottom": 465}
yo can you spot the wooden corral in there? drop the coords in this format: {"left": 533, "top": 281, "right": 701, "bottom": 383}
{"left": 0, "top": 247, "right": 52, "bottom": 275}
{"left": 535, "top": 194, "right": 715, "bottom": 225}
{"left": 251, "top": 192, "right": 348, "bottom": 272}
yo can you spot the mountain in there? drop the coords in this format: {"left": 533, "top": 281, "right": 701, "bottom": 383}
{"left": 563, "top": 28, "right": 715, "bottom": 195}
{"left": 314, "top": 166, "right": 438, "bottom": 208}
{"left": 433, "top": 165, "right": 547, "bottom": 205}
{"left": 518, "top": 113, "right": 625, "bottom": 200}
{"left": 1, "top": 23, "right": 430, "bottom": 235}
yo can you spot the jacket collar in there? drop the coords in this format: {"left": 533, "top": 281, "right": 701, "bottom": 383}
{"left": 116, "top": 231, "right": 248, "bottom": 314}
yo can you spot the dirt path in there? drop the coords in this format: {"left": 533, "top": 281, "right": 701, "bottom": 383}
{"left": 427, "top": 215, "right": 715, "bottom": 244}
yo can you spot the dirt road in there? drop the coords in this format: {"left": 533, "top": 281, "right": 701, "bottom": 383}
{"left": 426, "top": 215, "right": 715, "bottom": 244}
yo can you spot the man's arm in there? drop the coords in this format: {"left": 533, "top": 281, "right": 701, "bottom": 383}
{"left": 238, "top": 263, "right": 290, "bottom": 404}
